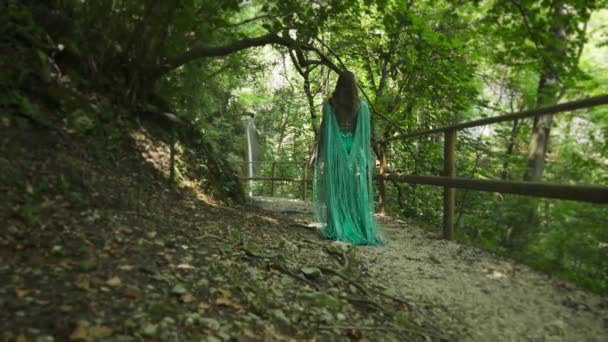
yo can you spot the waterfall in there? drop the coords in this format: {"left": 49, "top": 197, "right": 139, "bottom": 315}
{"left": 244, "top": 114, "right": 258, "bottom": 197}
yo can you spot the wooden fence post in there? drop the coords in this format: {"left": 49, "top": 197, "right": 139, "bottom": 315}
{"left": 303, "top": 164, "right": 308, "bottom": 200}
{"left": 443, "top": 129, "right": 456, "bottom": 240}
{"left": 270, "top": 162, "right": 276, "bottom": 196}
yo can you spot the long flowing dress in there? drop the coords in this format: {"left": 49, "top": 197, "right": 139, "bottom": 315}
{"left": 313, "top": 100, "right": 382, "bottom": 246}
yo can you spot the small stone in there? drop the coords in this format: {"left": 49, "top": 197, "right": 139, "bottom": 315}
{"left": 200, "top": 336, "right": 222, "bottom": 342}
{"left": 301, "top": 267, "right": 321, "bottom": 278}
{"left": 200, "top": 318, "right": 220, "bottom": 330}
{"left": 162, "top": 317, "right": 175, "bottom": 326}
{"left": 141, "top": 323, "right": 158, "bottom": 337}
{"left": 172, "top": 284, "right": 187, "bottom": 295}
{"left": 106, "top": 276, "right": 122, "bottom": 287}
{"left": 185, "top": 317, "right": 195, "bottom": 326}
{"left": 329, "top": 241, "right": 350, "bottom": 253}
{"left": 546, "top": 320, "right": 566, "bottom": 336}
{"left": 185, "top": 313, "right": 202, "bottom": 327}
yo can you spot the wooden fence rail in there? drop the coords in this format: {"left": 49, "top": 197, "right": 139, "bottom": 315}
{"left": 237, "top": 161, "right": 310, "bottom": 198}
{"left": 387, "top": 94, "right": 608, "bottom": 239}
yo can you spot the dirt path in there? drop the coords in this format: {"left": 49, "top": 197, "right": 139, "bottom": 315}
{"left": 252, "top": 196, "right": 608, "bottom": 342}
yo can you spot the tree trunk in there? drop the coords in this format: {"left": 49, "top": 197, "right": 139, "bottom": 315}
{"left": 509, "top": 3, "right": 570, "bottom": 248}
{"left": 303, "top": 70, "right": 319, "bottom": 138}
{"left": 523, "top": 3, "right": 569, "bottom": 182}
{"left": 501, "top": 119, "right": 520, "bottom": 180}
{"left": 377, "top": 141, "right": 388, "bottom": 216}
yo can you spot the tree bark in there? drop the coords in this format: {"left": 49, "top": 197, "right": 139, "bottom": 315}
{"left": 523, "top": 3, "right": 569, "bottom": 182}
{"left": 377, "top": 141, "right": 388, "bottom": 216}
{"left": 501, "top": 119, "right": 520, "bottom": 180}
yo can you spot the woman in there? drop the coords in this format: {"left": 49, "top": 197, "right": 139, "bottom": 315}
{"left": 311, "top": 70, "right": 382, "bottom": 246}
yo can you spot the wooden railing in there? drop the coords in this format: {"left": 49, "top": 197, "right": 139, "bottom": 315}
{"left": 382, "top": 94, "right": 608, "bottom": 240}
{"left": 238, "top": 161, "right": 311, "bottom": 199}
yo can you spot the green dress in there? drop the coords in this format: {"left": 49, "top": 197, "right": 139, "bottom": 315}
{"left": 313, "top": 100, "right": 382, "bottom": 246}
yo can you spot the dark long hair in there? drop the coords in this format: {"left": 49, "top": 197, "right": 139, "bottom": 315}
{"left": 330, "top": 70, "right": 360, "bottom": 123}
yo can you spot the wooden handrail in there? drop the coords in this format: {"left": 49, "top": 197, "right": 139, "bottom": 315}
{"left": 241, "top": 177, "right": 310, "bottom": 182}
{"left": 385, "top": 94, "right": 608, "bottom": 239}
{"left": 236, "top": 161, "right": 305, "bottom": 164}
{"left": 387, "top": 94, "right": 608, "bottom": 141}
{"left": 383, "top": 174, "right": 608, "bottom": 204}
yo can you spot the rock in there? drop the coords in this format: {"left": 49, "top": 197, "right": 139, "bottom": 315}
{"left": 301, "top": 267, "right": 321, "bottom": 278}
{"left": 328, "top": 241, "right": 350, "bottom": 254}
{"left": 161, "top": 317, "right": 175, "bottom": 326}
{"left": 141, "top": 323, "right": 158, "bottom": 337}
{"left": 106, "top": 276, "right": 122, "bottom": 287}
{"left": 546, "top": 320, "right": 566, "bottom": 336}
{"left": 172, "top": 284, "right": 187, "bottom": 295}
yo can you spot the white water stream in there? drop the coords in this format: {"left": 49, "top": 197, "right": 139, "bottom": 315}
{"left": 244, "top": 115, "right": 257, "bottom": 196}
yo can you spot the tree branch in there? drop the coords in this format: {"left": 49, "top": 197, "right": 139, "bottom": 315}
{"left": 155, "top": 33, "right": 291, "bottom": 77}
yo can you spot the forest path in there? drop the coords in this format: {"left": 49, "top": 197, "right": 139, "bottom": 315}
{"left": 252, "top": 196, "right": 608, "bottom": 342}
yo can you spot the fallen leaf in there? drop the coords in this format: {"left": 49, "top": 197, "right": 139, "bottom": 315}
{"left": 181, "top": 292, "right": 195, "bottom": 303}
{"left": 214, "top": 289, "right": 242, "bottom": 311}
{"left": 35, "top": 299, "right": 51, "bottom": 305}
{"left": 106, "top": 276, "right": 121, "bottom": 287}
{"left": 123, "top": 285, "right": 141, "bottom": 298}
{"left": 70, "top": 321, "right": 113, "bottom": 340}
{"left": 88, "top": 325, "right": 113, "bottom": 338}
{"left": 15, "top": 334, "right": 27, "bottom": 342}
{"left": 70, "top": 321, "right": 89, "bottom": 340}
{"left": 75, "top": 276, "right": 90, "bottom": 290}
{"left": 15, "top": 288, "right": 28, "bottom": 298}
